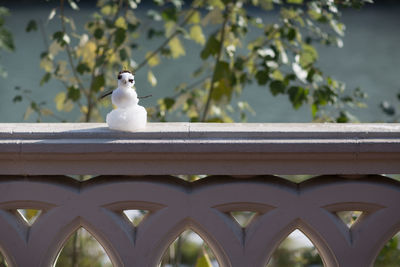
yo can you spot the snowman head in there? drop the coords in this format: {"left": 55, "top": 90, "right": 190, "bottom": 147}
{"left": 117, "top": 70, "right": 135, "bottom": 89}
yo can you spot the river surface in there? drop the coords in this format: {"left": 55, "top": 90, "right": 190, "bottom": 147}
{"left": 0, "top": 2, "right": 399, "bottom": 123}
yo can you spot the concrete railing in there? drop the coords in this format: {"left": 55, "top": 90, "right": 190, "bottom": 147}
{"left": 0, "top": 123, "right": 399, "bottom": 267}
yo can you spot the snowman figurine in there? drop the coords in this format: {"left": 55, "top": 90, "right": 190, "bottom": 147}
{"left": 105, "top": 70, "right": 147, "bottom": 132}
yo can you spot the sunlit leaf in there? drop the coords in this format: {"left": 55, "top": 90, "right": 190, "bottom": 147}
{"left": 207, "top": 0, "right": 225, "bottom": 10}
{"left": 168, "top": 36, "right": 185, "bottom": 58}
{"left": 300, "top": 44, "right": 318, "bottom": 67}
{"left": 40, "top": 57, "right": 53, "bottom": 73}
{"left": 115, "top": 16, "right": 127, "bottom": 29}
{"left": 76, "top": 41, "right": 96, "bottom": 67}
{"left": 287, "top": 0, "right": 303, "bottom": 3}
{"left": 24, "top": 106, "right": 34, "bottom": 120}
{"left": 195, "top": 251, "right": 213, "bottom": 267}
{"left": 101, "top": 5, "right": 117, "bottom": 16}
{"left": 190, "top": 25, "right": 205, "bottom": 45}
{"left": 48, "top": 8, "right": 56, "bottom": 21}
{"left": 54, "top": 92, "right": 74, "bottom": 112}
{"left": 147, "top": 70, "right": 157, "bottom": 86}
{"left": 146, "top": 52, "right": 160, "bottom": 67}
{"left": 188, "top": 11, "right": 201, "bottom": 24}
{"left": 201, "top": 8, "right": 223, "bottom": 25}
{"left": 68, "top": 0, "right": 79, "bottom": 10}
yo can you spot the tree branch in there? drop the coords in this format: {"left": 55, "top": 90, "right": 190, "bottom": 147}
{"left": 59, "top": 0, "right": 85, "bottom": 93}
{"left": 201, "top": 6, "right": 230, "bottom": 122}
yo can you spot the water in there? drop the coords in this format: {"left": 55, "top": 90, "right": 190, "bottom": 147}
{"left": 0, "top": 2, "right": 399, "bottom": 123}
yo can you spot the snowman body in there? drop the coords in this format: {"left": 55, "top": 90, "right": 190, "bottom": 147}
{"left": 106, "top": 71, "right": 147, "bottom": 132}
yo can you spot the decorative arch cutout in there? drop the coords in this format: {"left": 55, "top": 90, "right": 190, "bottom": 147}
{"left": 374, "top": 231, "right": 400, "bottom": 267}
{"left": 159, "top": 229, "right": 219, "bottom": 267}
{"left": 266, "top": 229, "right": 323, "bottom": 267}
{"left": 53, "top": 227, "right": 113, "bottom": 267}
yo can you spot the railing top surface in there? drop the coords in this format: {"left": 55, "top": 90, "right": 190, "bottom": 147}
{"left": 1, "top": 122, "right": 400, "bottom": 139}
{"left": 0, "top": 123, "right": 399, "bottom": 175}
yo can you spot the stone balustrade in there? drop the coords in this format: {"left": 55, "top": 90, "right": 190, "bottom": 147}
{"left": 0, "top": 123, "right": 399, "bottom": 267}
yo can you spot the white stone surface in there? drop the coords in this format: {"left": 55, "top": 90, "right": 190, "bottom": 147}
{"left": 0, "top": 123, "right": 399, "bottom": 175}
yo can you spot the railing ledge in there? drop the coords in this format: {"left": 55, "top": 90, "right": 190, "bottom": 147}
{"left": 0, "top": 122, "right": 399, "bottom": 175}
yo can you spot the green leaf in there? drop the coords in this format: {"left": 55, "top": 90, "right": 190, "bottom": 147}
{"left": 300, "top": 44, "right": 318, "bottom": 67}
{"left": 0, "top": 28, "right": 15, "bottom": 51}
{"left": 119, "top": 48, "right": 128, "bottom": 61}
{"left": 26, "top": 20, "right": 37, "bottom": 32}
{"left": 114, "top": 27, "right": 126, "bottom": 47}
{"left": 67, "top": 86, "right": 81, "bottom": 101}
{"left": 76, "top": 62, "right": 90, "bottom": 75}
{"left": 161, "top": 8, "right": 178, "bottom": 22}
{"left": 270, "top": 80, "right": 286, "bottom": 96}
{"left": 336, "top": 111, "right": 349, "bottom": 123}
{"left": 94, "top": 28, "right": 104, "bottom": 39}
{"left": 163, "top": 97, "right": 175, "bottom": 110}
{"left": 190, "top": 25, "right": 206, "bottom": 45}
{"left": 91, "top": 75, "right": 105, "bottom": 92}
{"left": 287, "top": 27, "right": 296, "bottom": 41}
{"left": 255, "top": 70, "right": 269, "bottom": 85}
{"left": 213, "top": 61, "right": 230, "bottom": 81}
{"left": 52, "top": 31, "right": 70, "bottom": 47}
{"left": 288, "top": 86, "right": 308, "bottom": 109}
{"left": 13, "top": 95, "right": 22, "bottom": 103}
{"left": 212, "top": 78, "right": 232, "bottom": 102}
{"left": 200, "top": 34, "right": 220, "bottom": 60}
{"left": 147, "top": 70, "right": 157, "bottom": 86}
{"left": 40, "top": 72, "right": 52, "bottom": 86}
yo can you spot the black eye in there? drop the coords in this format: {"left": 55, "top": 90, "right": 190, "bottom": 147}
{"left": 129, "top": 79, "right": 133, "bottom": 83}
{"left": 118, "top": 75, "right": 122, "bottom": 80}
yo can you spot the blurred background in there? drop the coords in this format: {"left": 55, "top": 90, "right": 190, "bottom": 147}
{"left": 0, "top": 0, "right": 399, "bottom": 123}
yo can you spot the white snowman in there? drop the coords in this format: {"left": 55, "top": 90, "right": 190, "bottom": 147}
{"left": 105, "top": 70, "right": 147, "bottom": 132}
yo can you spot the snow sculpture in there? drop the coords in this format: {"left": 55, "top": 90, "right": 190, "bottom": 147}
{"left": 104, "top": 70, "right": 147, "bottom": 132}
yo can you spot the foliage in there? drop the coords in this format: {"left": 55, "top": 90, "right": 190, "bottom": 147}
{"left": 0, "top": 253, "right": 6, "bottom": 267}
{"left": 14, "top": 0, "right": 371, "bottom": 123}
{"left": 375, "top": 234, "right": 400, "bottom": 267}
{"left": 0, "top": 6, "right": 14, "bottom": 78}
{"left": 55, "top": 228, "right": 112, "bottom": 267}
